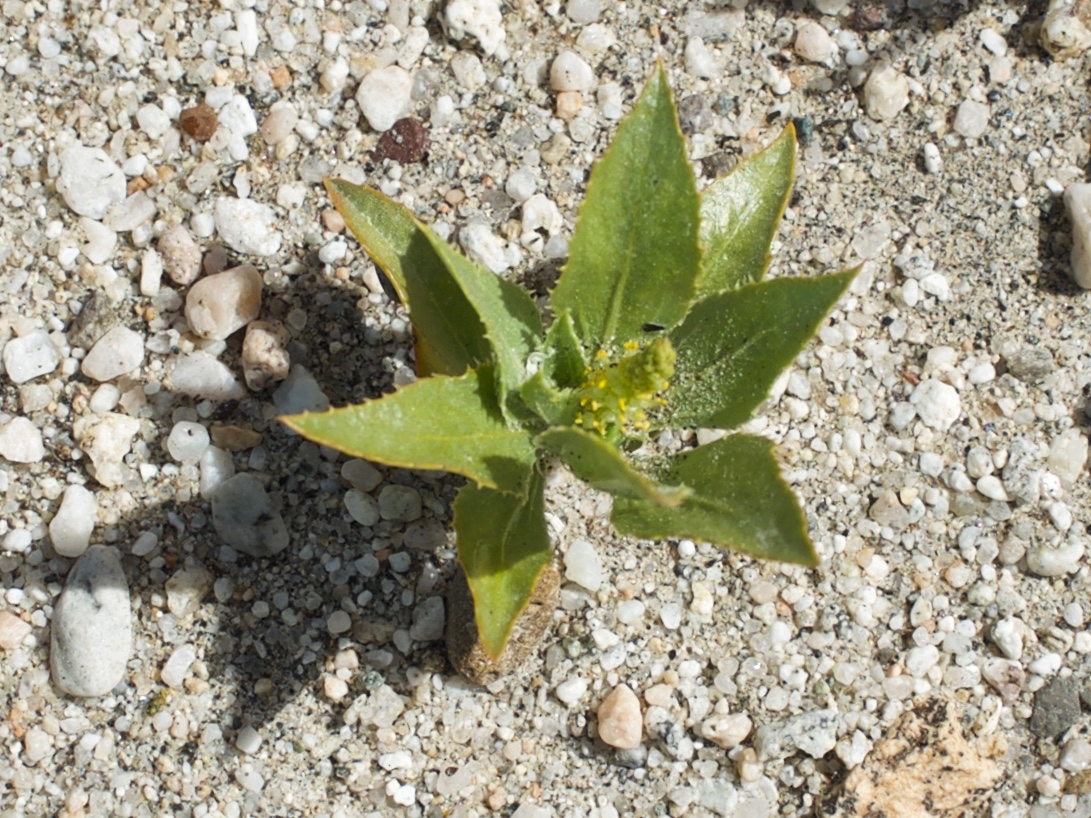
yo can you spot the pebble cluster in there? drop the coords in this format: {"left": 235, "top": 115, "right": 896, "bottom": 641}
{"left": 1, "top": 0, "right": 1090, "bottom": 816}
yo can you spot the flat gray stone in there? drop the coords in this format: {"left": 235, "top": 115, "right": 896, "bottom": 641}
{"left": 211, "top": 473, "right": 289, "bottom": 557}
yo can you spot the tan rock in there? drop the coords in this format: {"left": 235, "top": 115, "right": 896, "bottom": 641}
{"left": 0, "top": 610, "right": 32, "bottom": 650}
{"left": 597, "top": 684, "right": 643, "bottom": 750}
{"left": 241, "top": 320, "right": 291, "bottom": 390}
{"left": 210, "top": 424, "right": 264, "bottom": 451}
{"left": 184, "top": 264, "right": 262, "bottom": 341}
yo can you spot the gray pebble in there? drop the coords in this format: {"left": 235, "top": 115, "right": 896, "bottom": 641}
{"left": 51, "top": 546, "right": 132, "bottom": 697}
{"left": 211, "top": 473, "right": 289, "bottom": 557}
{"left": 1004, "top": 347, "right": 1054, "bottom": 382}
{"left": 1030, "top": 676, "right": 1082, "bottom": 738}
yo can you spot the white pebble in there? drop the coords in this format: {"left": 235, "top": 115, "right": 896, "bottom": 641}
{"left": 168, "top": 353, "right": 248, "bottom": 401}
{"left": 158, "top": 224, "right": 203, "bottom": 286}
{"left": 80, "top": 217, "right": 117, "bottom": 264}
{"left": 49, "top": 485, "right": 97, "bottom": 558}
{"left": 161, "top": 644, "right": 198, "bottom": 688}
{"left": 379, "top": 750, "right": 413, "bottom": 771}
{"left": 445, "top": 0, "right": 505, "bottom": 56}
{"left": 81, "top": 326, "right": 145, "bottom": 382}
{"left": 1027, "top": 540, "right": 1084, "bottom": 577}
{"left": 909, "top": 379, "right": 961, "bottom": 431}
{"left": 214, "top": 198, "right": 282, "bottom": 257}
{"left": 922, "top": 142, "right": 943, "bottom": 174}
{"left": 684, "top": 38, "right": 719, "bottom": 78}
{"left": 1065, "top": 183, "right": 1091, "bottom": 288}
{"left": 567, "top": 0, "right": 600, "bottom": 23}
{"left": 57, "top": 146, "right": 126, "bottom": 219}
{"left": 140, "top": 249, "right": 163, "bottom": 297}
{"left": 556, "top": 676, "right": 588, "bottom": 705}
{"left": 356, "top": 65, "right": 413, "bottom": 132}
{"left": 0, "top": 417, "right": 44, "bottom": 463}
{"left": 51, "top": 546, "right": 132, "bottom": 697}
{"left": 979, "top": 28, "right": 1008, "bottom": 56}
{"left": 137, "top": 105, "right": 171, "bottom": 140}
{"left": 976, "top": 475, "right": 1009, "bottom": 501}
{"left": 3, "top": 329, "right": 59, "bottom": 384}
{"left": 564, "top": 539, "right": 603, "bottom": 592}
{"left": 168, "top": 421, "right": 211, "bottom": 464}
{"left": 794, "top": 21, "right": 836, "bottom": 64}
{"left": 550, "top": 50, "right": 595, "bottom": 92}
{"left": 459, "top": 223, "right": 516, "bottom": 273}
{"left": 103, "top": 191, "right": 157, "bottom": 233}
{"left": 597, "top": 684, "right": 642, "bottom": 749}
{"left": 185, "top": 264, "right": 263, "bottom": 341}
{"left": 953, "top": 100, "right": 989, "bottom": 139}
{"left": 864, "top": 65, "right": 909, "bottom": 122}
{"left": 700, "top": 713, "right": 752, "bottom": 749}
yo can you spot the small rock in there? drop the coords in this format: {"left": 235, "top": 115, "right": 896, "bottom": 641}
{"left": 980, "top": 28, "right": 1008, "bottom": 55}
{"left": 211, "top": 473, "right": 289, "bottom": 558}
{"left": 1061, "top": 739, "right": 1091, "bottom": 772}
{"left": 598, "top": 685, "right": 643, "bottom": 751}
{"left": 51, "top": 546, "right": 132, "bottom": 696}
{"left": 1049, "top": 429, "right": 1088, "bottom": 483}
{"left": 369, "top": 117, "right": 430, "bottom": 164}
{"left": 863, "top": 65, "right": 909, "bottom": 121}
{"left": 1040, "top": 0, "right": 1091, "bottom": 60}
{"left": 56, "top": 145, "right": 126, "bottom": 219}
{"left": 167, "top": 352, "right": 248, "bottom": 401}
{"left": 72, "top": 413, "right": 140, "bottom": 487}
{"left": 990, "top": 617, "right": 1024, "bottom": 660}
{"left": 210, "top": 425, "right": 263, "bottom": 452}
{"left": 242, "top": 320, "right": 291, "bottom": 390}
{"left": 976, "top": 475, "right": 1009, "bottom": 502}
{"left": 755, "top": 709, "right": 841, "bottom": 760}
{"left": 140, "top": 249, "right": 163, "bottom": 297}
{"left": 910, "top": 379, "right": 961, "bottom": 431}
{"left": 1066, "top": 183, "right": 1091, "bottom": 288}
{"left": 1031, "top": 675, "right": 1083, "bottom": 738}
{"left": 272, "top": 364, "right": 329, "bottom": 415}
{"left": 700, "top": 713, "right": 752, "bottom": 749}
{"left": 49, "top": 485, "right": 97, "bottom": 558}
{"left": 0, "top": 610, "right": 32, "bottom": 650}
{"left": 179, "top": 103, "right": 218, "bottom": 142}
{"left": 199, "top": 445, "right": 235, "bottom": 499}
{"left": 550, "top": 50, "right": 595, "bottom": 92}
{"left": 556, "top": 676, "right": 589, "bottom": 706}
{"left": 1006, "top": 346, "right": 1055, "bottom": 382}
{"left": 0, "top": 416, "right": 44, "bottom": 463}
{"left": 564, "top": 539, "right": 603, "bottom": 592}
{"left": 4, "top": 329, "right": 59, "bottom": 384}
{"left": 103, "top": 191, "right": 157, "bottom": 232}
{"left": 165, "top": 565, "right": 214, "bottom": 618}
{"left": 161, "top": 644, "right": 197, "bottom": 688}
{"left": 167, "top": 421, "right": 210, "bottom": 464}
{"left": 378, "top": 485, "right": 422, "bottom": 521}
{"left": 567, "top": 0, "right": 600, "bottom": 24}
{"left": 81, "top": 326, "right": 145, "bottom": 382}
{"left": 1003, "top": 438, "right": 1042, "bottom": 505}
{"left": 356, "top": 65, "right": 413, "bottom": 132}
{"left": 158, "top": 225, "right": 203, "bottom": 286}
{"left": 69, "top": 291, "right": 115, "bottom": 349}
{"left": 445, "top": 0, "right": 506, "bottom": 56}
{"left": 409, "top": 596, "right": 445, "bottom": 642}
{"left": 684, "top": 38, "right": 719, "bottom": 78}
{"left": 185, "top": 264, "right": 262, "bottom": 341}
{"left": 213, "top": 198, "right": 282, "bottom": 257}
{"left": 982, "top": 657, "right": 1025, "bottom": 703}
{"left": 922, "top": 142, "right": 943, "bottom": 174}
{"left": 1026, "top": 539, "right": 1084, "bottom": 577}
{"left": 795, "top": 21, "right": 836, "bottom": 63}
{"left": 260, "top": 103, "right": 299, "bottom": 145}
{"left": 953, "top": 100, "right": 989, "bottom": 138}
{"left": 868, "top": 490, "right": 909, "bottom": 530}
{"left": 460, "top": 223, "right": 515, "bottom": 273}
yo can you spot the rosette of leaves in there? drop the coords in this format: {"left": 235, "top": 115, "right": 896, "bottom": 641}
{"left": 282, "top": 65, "right": 857, "bottom": 660}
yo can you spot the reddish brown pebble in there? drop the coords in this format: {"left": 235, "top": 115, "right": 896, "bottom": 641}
{"left": 369, "top": 117, "right": 429, "bottom": 164}
{"left": 179, "top": 103, "right": 218, "bottom": 142}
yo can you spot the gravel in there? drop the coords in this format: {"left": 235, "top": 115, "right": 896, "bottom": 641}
{"left": 1, "top": 1, "right": 1091, "bottom": 815}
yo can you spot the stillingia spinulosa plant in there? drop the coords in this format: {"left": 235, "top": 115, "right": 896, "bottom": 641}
{"left": 282, "top": 65, "right": 857, "bottom": 659}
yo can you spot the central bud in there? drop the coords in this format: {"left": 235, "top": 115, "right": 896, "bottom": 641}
{"left": 575, "top": 337, "right": 675, "bottom": 439}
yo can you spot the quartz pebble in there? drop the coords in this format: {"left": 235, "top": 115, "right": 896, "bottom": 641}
{"left": 49, "top": 485, "right": 97, "bottom": 558}
{"left": 700, "top": 713, "right": 753, "bottom": 749}
{"left": 273, "top": 365, "right": 330, "bottom": 415}
{"left": 72, "top": 413, "right": 140, "bottom": 487}
{"left": 51, "top": 546, "right": 132, "bottom": 697}
{"left": 1026, "top": 539, "right": 1084, "bottom": 577}
{"left": 185, "top": 264, "right": 262, "bottom": 341}
{"left": 81, "top": 326, "right": 145, "bottom": 382}
{"left": 199, "top": 446, "right": 235, "bottom": 499}
{"left": 953, "top": 100, "right": 989, "bottom": 139}
{"left": 567, "top": 0, "right": 600, "bottom": 23}
{"left": 168, "top": 353, "right": 248, "bottom": 401}
{"left": 161, "top": 644, "right": 197, "bottom": 688}
{"left": 213, "top": 198, "right": 282, "bottom": 256}
{"left": 794, "top": 21, "right": 836, "bottom": 63}
{"left": 166, "top": 565, "right": 214, "bottom": 617}
{"left": 158, "top": 225, "right": 203, "bottom": 286}
{"left": 57, "top": 146, "right": 126, "bottom": 219}
{"left": 3, "top": 329, "right": 59, "bottom": 383}
{"left": 910, "top": 379, "right": 960, "bottom": 431}
{"left": 1064, "top": 182, "right": 1091, "bottom": 288}
{"left": 864, "top": 65, "right": 909, "bottom": 121}
{"left": 564, "top": 539, "right": 603, "bottom": 592}
{"left": 598, "top": 684, "right": 642, "bottom": 749}
{"left": 445, "top": 0, "right": 506, "bottom": 56}
{"left": 556, "top": 676, "right": 589, "bottom": 705}
{"left": 167, "top": 421, "right": 210, "bottom": 464}
{"left": 0, "top": 610, "right": 32, "bottom": 650}
{"left": 550, "top": 50, "right": 595, "bottom": 92}
{"left": 211, "top": 473, "right": 289, "bottom": 557}
{"left": 460, "top": 223, "right": 517, "bottom": 273}
{"left": 1040, "top": 0, "right": 1091, "bottom": 60}
{"left": 1049, "top": 429, "right": 1088, "bottom": 483}
{"left": 356, "top": 66, "right": 413, "bottom": 132}
{"left": 0, "top": 416, "right": 45, "bottom": 463}
{"left": 242, "top": 320, "right": 291, "bottom": 390}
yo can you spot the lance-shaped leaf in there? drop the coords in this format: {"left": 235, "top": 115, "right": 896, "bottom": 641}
{"left": 551, "top": 63, "right": 700, "bottom": 350}
{"left": 455, "top": 468, "right": 552, "bottom": 658}
{"left": 698, "top": 126, "right": 796, "bottom": 295}
{"left": 419, "top": 228, "right": 543, "bottom": 401}
{"left": 537, "top": 426, "right": 690, "bottom": 506}
{"left": 325, "top": 179, "right": 490, "bottom": 377}
{"left": 516, "top": 372, "right": 579, "bottom": 428}
{"left": 280, "top": 365, "right": 536, "bottom": 494}
{"left": 666, "top": 270, "right": 857, "bottom": 431}
{"left": 543, "top": 311, "right": 587, "bottom": 390}
{"left": 612, "top": 434, "right": 815, "bottom": 565}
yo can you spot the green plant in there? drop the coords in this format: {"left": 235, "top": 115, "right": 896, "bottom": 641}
{"left": 282, "top": 65, "right": 857, "bottom": 659}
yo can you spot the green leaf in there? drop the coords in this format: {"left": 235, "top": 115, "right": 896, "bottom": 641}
{"left": 551, "top": 63, "right": 700, "bottom": 350}
{"left": 280, "top": 365, "right": 536, "bottom": 493}
{"left": 698, "top": 126, "right": 797, "bottom": 294}
{"left": 537, "top": 427, "right": 690, "bottom": 506}
{"left": 543, "top": 311, "right": 587, "bottom": 389}
{"left": 612, "top": 434, "right": 815, "bottom": 565}
{"left": 516, "top": 372, "right": 580, "bottom": 428}
{"left": 325, "top": 179, "right": 490, "bottom": 377}
{"left": 666, "top": 270, "right": 857, "bottom": 430}
{"left": 419, "top": 228, "right": 543, "bottom": 402}
{"left": 455, "top": 467, "right": 552, "bottom": 659}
